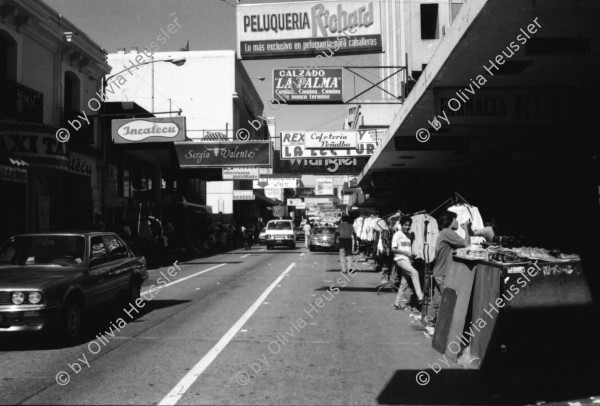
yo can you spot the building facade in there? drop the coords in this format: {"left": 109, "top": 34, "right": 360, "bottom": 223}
{"left": 0, "top": 0, "right": 110, "bottom": 241}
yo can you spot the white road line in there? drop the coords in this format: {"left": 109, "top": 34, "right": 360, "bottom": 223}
{"left": 240, "top": 254, "right": 251, "bottom": 258}
{"left": 158, "top": 262, "right": 296, "bottom": 405}
{"left": 299, "top": 253, "right": 305, "bottom": 256}
{"left": 141, "top": 263, "right": 226, "bottom": 295}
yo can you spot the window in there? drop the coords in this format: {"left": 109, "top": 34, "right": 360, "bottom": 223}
{"left": 89, "top": 236, "right": 108, "bottom": 266}
{"left": 0, "top": 235, "right": 85, "bottom": 266}
{"left": 267, "top": 221, "right": 293, "bottom": 230}
{"left": 102, "top": 234, "right": 129, "bottom": 260}
{"left": 420, "top": 4, "right": 439, "bottom": 40}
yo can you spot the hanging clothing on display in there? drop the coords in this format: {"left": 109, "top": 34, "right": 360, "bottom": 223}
{"left": 360, "top": 215, "right": 373, "bottom": 241}
{"left": 353, "top": 216, "right": 365, "bottom": 239}
{"left": 448, "top": 204, "right": 486, "bottom": 245}
{"left": 410, "top": 214, "right": 439, "bottom": 263}
{"left": 374, "top": 217, "right": 389, "bottom": 255}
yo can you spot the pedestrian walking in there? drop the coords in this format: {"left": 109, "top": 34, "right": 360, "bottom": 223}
{"left": 335, "top": 216, "right": 356, "bottom": 273}
{"left": 303, "top": 221, "right": 312, "bottom": 249}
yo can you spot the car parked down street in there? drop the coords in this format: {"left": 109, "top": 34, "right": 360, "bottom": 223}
{"left": 0, "top": 232, "right": 148, "bottom": 341}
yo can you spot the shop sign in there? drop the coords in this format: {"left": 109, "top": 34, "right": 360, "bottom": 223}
{"left": 315, "top": 178, "right": 334, "bottom": 195}
{"left": 222, "top": 167, "right": 273, "bottom": 180}
{"left": 279, "top": 157, "right": 365, "bottom": 174}
{"left": 305, "top": 130, "right": 357, "bottom": 149}
{"left": 265, "top": 188, "right": 284, "bottom": 201}
{"left": 287, "top": 198, "right": 306, "bottom": 209}
{"left": 267, "top": 117, "right": 278, "bottom": 151}
{"left": 233, "top": 190, "right": 255, "bottom": 200}
{"left": 273, "top": 68, "right": 342, "bottom": 103}
{"left": 434, "top": 88, "right": 590, "bottom": 125}
{"left": 273, "top": 205, "right": 286, "bottom": 217}
{"left": 280, "top": 130, "right": 381, "bottom": 159}
{"left": 295, "top": 187, "right": 315, "bottom": 197}
{"left": 237, "top": 1, "right": 382, "bottom": 59}
{"left": 175, "top": 141, "right": 272, "bottom": 168}
{"left": 112, "top": 117, "right": 186, "bottom": 144}
{"left": 67, "top": 153, "right": 94, "bottom": 176}
{"left": 253, "top": 177, "right": 300, "bottom": 189}
{"left": 0, "top": 133, "right": 68, "bottom": 168}
{"left": 0, "top": 164, "right": 27, "bottom": 183}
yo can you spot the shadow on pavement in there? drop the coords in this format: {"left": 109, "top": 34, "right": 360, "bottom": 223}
{"left": 314, "top": 286, "right": 381, "bottom": 293}
{"left": 0, "top": 299, "right": 189, "bottom": 351}
{"left": 182, "top": 261, "right": 243, "bottom": 265}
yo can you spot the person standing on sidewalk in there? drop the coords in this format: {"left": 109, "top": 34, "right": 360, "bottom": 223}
{"left": 303, "top": 221, "right": 312, "bottom": 249}
{"left": 424, "top": 211, "right": 471, "bottom": 336}
{"left": 336, "top": 216, "right": 356, "bottom": 273}
{"left": 392, "top": 216, "right": 425, "bottom": 310}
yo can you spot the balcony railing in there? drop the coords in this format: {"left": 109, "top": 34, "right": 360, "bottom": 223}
{"left": 0, "top": 78, "right": 44, "bottom": 123}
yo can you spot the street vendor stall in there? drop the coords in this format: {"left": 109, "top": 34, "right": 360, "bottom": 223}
{"left": 432, "top": 245, "right": 592, "bottom": 370}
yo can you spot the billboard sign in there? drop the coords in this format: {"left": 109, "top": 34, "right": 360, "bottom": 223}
{"left": 253, "top": 177, "right": 301, "bottom": 189}
{"left": 112, "top": 117, "right": 186, "bottom": 144}
{"left": 280, "top": 129, "right": 385, "bottom": 159}
{"left": 237, "top": 1, "right": 382, "bottom": 59}
{"left": 304, "top": 130, "right": 357, "bottom": 149}
{"left": 273, "top": 68, "right": 342, "bottom": 103}
{"left": 222, "top": 167, "right": 273, "bottom": 180}
{"left": 315, "top": 178, "right": 334, "bottom": 195}
{"left": 233, "top": 190, "right": 255, "bottom": 200}
{"left": 174, "top": 141, "right": 272, "bottom": 168}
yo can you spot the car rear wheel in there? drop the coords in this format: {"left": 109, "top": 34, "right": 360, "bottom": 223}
{"left": 60, "top": 300, "right": 82, "bottom": 342}
{"left": 290, "top": 243, "right": 296, "bottom": 249}
{"left": 309, "top": 245, "right": 315, "bottom": 252}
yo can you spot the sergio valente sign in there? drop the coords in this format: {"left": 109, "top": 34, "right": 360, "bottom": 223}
{"left": 237, "top": 0, "right": 382, "bottom": 59}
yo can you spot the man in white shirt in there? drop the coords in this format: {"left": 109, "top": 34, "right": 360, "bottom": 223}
{"left": 303, "top": 222, "right": 312, "bottom": 249}
{"left": 392, "top": 216, "right": 424, "bottom": 310}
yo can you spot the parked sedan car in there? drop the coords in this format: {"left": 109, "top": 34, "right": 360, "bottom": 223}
{"left": 308, "top": 227, "right": 338, "bottom": 252}
{"left": 0, "top": 232, "right": 148, "bottom": 340}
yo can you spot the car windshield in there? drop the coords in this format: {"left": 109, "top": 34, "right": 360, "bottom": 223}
{"left": 267, "top": 222, "right": 292, "bottom": 231}
{"left": 0, "top": 235, "right": 85, "bottom": 267}
{"left": 313, "top": 227, "right": 336, "bottom": 235}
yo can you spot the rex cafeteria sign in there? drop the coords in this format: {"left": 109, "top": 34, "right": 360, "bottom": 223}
{"left": 237, "top": 0, "right": 382, "bottom": 59}
{"left": 112, "top": 117, "right": 186, "bottom": 144}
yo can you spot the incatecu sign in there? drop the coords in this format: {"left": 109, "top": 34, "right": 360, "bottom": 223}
{"left": 111, "top": 117, "right": 186, "bottom": 144}
{"left": 237, "top": 1, "right": 382, "bottom": 59}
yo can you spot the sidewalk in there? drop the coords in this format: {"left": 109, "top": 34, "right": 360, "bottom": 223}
{"left": 339, "top": 254, "right": 600, "bottom": 405}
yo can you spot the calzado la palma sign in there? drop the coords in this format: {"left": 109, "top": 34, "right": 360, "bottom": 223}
{"left": 237, "top": 1, "right": 382, "bottom": 59}
{"left": 273, "top": 68, "right": 343, "bottom": 103}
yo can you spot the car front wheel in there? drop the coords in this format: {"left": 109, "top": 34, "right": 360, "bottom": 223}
{"left": 60, "top": 300, "right": 82, "bottom": 341}
{"left": 128, "top": 281, "right": 141, "bottom": 304}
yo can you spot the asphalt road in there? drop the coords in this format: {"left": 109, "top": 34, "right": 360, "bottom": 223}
{"left": 1, "top": 245, "right": 599, "bottom": 405}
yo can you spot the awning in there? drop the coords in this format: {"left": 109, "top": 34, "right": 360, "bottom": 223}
{"left": 254, "top": 189, "right": 279, "bottom": 206}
